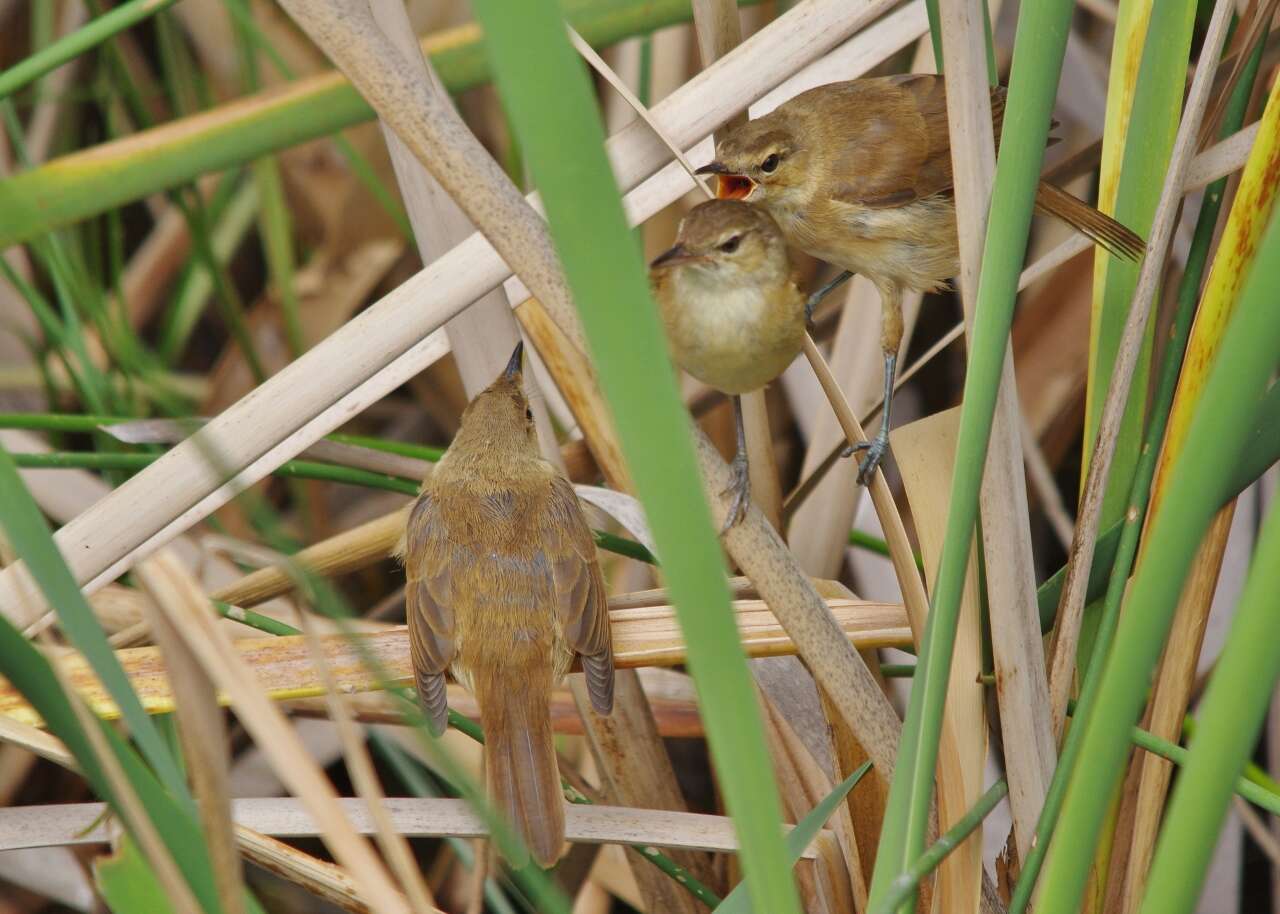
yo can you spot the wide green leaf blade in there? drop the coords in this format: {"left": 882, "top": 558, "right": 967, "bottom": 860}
{"left": 0, "top": 603, "right": 223, "bottom": 912}
{"left": 466, "top": 1, "right": 799, "bottom": 911}
{"left": 0, "top": 444, "right": 189, "bottom": 804}
{"left": 95, "top": 837, "right": 179, "bottom": 914}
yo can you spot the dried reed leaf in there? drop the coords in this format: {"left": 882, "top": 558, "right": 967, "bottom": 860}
{"left": 139, "top": 562, "right": 414, "bottom": 914}
{"left": 213, "top": 510, "right": 405, "bottom": 609}
{"left": 286, "top": 681, "right": 703, "bottom": 737}
{"left": 134, "top": 554, "right": 246, "bottom": 914}
{"left": 294, "top": 602, "right": 438, "bottom": 912}
{"left": 52, "top": 654, "right": 203, "bottom": 914}
{"left": 103, "top": 417, "right": 432, "bottom": 480}
{"left": 892, "top": 408, "right": 988, "bottom": 914}
{"left": 236, "top": 827, "right": 380, "bottom": 914}
{"left": 0, "top": 598, "right": 910, "bottom": 726}
{"left": 761, "top": 686, "right": 861, "bottom": 911}
{"left": 568, "top": 672, "right": 713, "bottom": 913}
{"left": 367, "top": 0, "right": 558, "bottom": 464}
{"left": 1110, "top": 505, "right": 1236, "bottom": 912}
{"left": 1, "top": 797, "right": 833, "bottom": 857}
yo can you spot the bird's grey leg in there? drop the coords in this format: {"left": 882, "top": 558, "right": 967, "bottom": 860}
{"left": 846, "top": 351, "right": 896, "bottom": 485}
{"left": 804, "top": 270, "right": 854, "bottom": 325}
{"left": 720, "top": 394, "right": 751, "bottom": 533}
{"left": 841, "top": 280, "right": 902, "bottom": 483}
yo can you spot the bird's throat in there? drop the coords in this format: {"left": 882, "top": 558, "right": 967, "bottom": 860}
{"left": 716, "top": 174, "right": 755, "bottom": 200}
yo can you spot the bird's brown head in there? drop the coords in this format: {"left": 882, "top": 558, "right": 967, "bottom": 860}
{"left": 650, "top": 199, "right": 789, "bottom": 290}
{"left": 447, "top": 341, "right": 540, "bottom": 464}
{"left": 695, "top": 112, "right": 807, "bottom": 211}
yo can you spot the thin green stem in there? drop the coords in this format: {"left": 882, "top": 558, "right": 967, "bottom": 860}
{"left": 592, "top": 530, "right": 656, "bottom": 565}
{"left": 211, "top": 601, "right": 304, "bottom": 638}
{"left": 874, "top": 780, "right": 1009, "bottom": 914}
{"left": 326, "top": 433, "right": 445, "bottom": 463}
{"left": 157, "top": 178, "right": 260, "bottom": 363}
{"left": 848, "top": 528, "right": 924, "bottom": 568}
{"left": 6, "top": 447, "right": 656, "bottom": 565}
{"left": 1126, "top": 714, "right": 1280, "bottom": 818}
{"left": 0, "top": 0, "right": 181, "bottom": 101}
{"left": 219, "top": 0, "right": 412, "bottom": 239}
{"left": 228, "top": 0, "right": 304, "bottom": 358}
{"left": 0, "top": 414, "right": 444, "bottom": 462}
{"left": 8, "top": 450, "right": 417, "bottom": 494}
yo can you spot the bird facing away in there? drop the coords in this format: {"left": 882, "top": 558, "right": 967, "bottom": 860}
{"left": 651, "top": 198, "right": 824, "bottom": 530}
{"left": 396, "top": 342, "right": 615, "bottom": 868}
{"left": 698, "top": 73, "right": 1145, "bottom": 482}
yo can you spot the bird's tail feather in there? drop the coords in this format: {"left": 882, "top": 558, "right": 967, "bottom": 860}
{"left": 1035, "top": 180, "right": 1145, "bottom": 261}
{"left": 477, "top": 669, "right": 564, "bottom": 869}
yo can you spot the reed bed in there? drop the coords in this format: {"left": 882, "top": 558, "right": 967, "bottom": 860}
{"left": 0, "top": 1, "right": 1276, "bottom": 912}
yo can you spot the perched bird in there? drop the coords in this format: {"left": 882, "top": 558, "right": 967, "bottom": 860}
{"left": 397, "top": 342, "right": 615, "bottom": 868}
{"left": 650, "top": 198, "right": 828, "bottom": 530}
{"left": 697, "top": 74, "right": 1144, "bottom": 482}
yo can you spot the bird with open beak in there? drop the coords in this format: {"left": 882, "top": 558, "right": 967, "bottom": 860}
{"left": 697, "top": 73, "right": 1144, "bottom": 482}
{"left": 396, "top": 341, "right": 615, "bottom": 869}
{"left": 651, "top": 198, "right": 834, "bottom": 530}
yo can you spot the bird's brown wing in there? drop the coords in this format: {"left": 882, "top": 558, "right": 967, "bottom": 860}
{"left": 543, "top": 476, "right": 614, "bottom": 715}
{"left": 821, "top": 74, "right": 1006, "bottom": 208}
{"left": 403, "top": 491, "right": 457, "bottom": 735}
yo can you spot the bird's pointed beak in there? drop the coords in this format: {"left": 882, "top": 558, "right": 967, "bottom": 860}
{"left": 695, "top": 162, "right": 755, "bottom": 199}
{"left": 503, "top": 340, "right": 524, "bottom": 379}
{"left": 650, "top": 243, "right": 697, "bottom": 269}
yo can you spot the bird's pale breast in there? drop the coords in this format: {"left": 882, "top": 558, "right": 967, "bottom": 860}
{"left": 664, "top": 275, "right": 805, "bottom": 394}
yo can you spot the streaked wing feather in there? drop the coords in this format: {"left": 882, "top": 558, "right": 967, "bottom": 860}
{"left": 545, "top": 477, "right": 614, "bottom": 714}
{"left": 403, "top": 493, "right": 458, "bottom": 732}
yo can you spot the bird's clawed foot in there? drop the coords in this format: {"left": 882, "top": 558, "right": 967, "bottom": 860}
{"left": 840, "top": 431, "right": 889, "bottom": 485}
{"left": 719, "top": 449, "right": 751, "bottom": 534}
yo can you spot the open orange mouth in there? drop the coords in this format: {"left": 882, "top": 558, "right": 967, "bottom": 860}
{"left": 716, "top": 174, "right": 755, "bottom": 200}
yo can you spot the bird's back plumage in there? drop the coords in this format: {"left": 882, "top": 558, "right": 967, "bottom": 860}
{"left": 721, "top": 74, "right": 1143, "bottom": 286}
{"left": 400, "top": 374, "right": 613, "bottom": 869}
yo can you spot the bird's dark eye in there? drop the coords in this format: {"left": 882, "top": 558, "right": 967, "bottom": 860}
{"left": 761, "top": 153, "right": 781, "bottom": 173}
{"left": 719, "top": 235, "right": 741, "bottom": 253}
{"left": 525, "top": 407, "right": 533, "bottom": 421}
